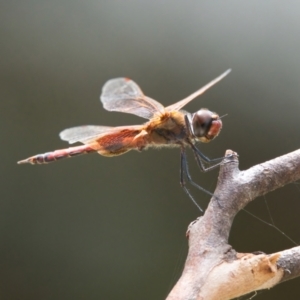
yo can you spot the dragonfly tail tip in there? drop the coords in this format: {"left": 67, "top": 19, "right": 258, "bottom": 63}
{"left": 17, "top": 158, "right": 29, "bottom": 164}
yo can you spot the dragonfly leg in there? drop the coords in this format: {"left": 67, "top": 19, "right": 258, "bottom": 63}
{"left": 189, "top": 143, "right": 226, "bottom": 172}
{"left": 180, "top": 160, "right": 203, "bottom": 211}
{"left": 180, "top": 146, "right": 222, "bottom": 210}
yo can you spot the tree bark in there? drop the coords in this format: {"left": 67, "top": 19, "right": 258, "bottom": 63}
{"left": 166, "top": 149, "right": 300, "bottom": 300}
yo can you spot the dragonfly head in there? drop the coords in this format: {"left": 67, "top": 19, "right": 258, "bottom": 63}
{"left": 185, "top": 109, "right": 222, "bottom": 143}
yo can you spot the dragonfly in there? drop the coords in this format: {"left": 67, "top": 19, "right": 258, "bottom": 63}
{"left": 18, "top": 69, "right": 231, "bottom": 210}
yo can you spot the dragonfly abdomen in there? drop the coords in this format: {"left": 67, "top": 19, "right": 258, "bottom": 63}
{"left": 17, "top": 145, "right": 96, "bottom": 165}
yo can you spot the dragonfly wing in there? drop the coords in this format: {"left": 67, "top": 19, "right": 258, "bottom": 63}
{"left": 59, "top": 125, "right": 143, "bottom": 144}
{"left": 60, "top": 125, "right": 115, "bottom": 144}
{"left": 100, "top": 78, "right": 164, "bottom": 119}
{"left": 165, "top": 69, "right": 231, "bottom": 112}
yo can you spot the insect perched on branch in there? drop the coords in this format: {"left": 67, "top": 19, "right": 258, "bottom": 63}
{"left": 18, "top": 69, "right": 231, "bottom": 210}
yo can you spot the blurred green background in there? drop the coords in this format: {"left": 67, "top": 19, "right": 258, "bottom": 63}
{"left": 2, "top": 1, "right": 300, "bottom": 299}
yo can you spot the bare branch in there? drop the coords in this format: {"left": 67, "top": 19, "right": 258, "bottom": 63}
{"left": 166, "top": 149, "right": 300, "bottom": 300}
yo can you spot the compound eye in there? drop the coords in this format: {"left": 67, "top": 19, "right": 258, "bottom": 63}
{"left": 191, "top": 109, "right": 222, "bottom": 142}
{"left": 191, "top": 110, "right": 213, "bottom": 137}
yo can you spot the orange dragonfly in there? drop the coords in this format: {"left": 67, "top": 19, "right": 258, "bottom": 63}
{"left": 18, "top": 69, "right": 231, "bottom": 210}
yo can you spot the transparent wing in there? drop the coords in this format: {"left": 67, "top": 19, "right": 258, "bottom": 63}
{"left": 165, "top": 69, "right": 231, "bottom": 112}
{"left": 60, "top": 125, "right": 116, "bottom": 144}
{"left": 100, "top": 78, "right": 164, "bottom": 119}
{"left": 60, "top": 124, "right": 143, "bottom": 144}
{"left": 60, "top": 125, "right": 142, "bottom": 145}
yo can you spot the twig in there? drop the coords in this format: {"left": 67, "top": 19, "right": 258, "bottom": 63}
{"left": 166, "top": 149, "right": 300, "bottom": 300}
